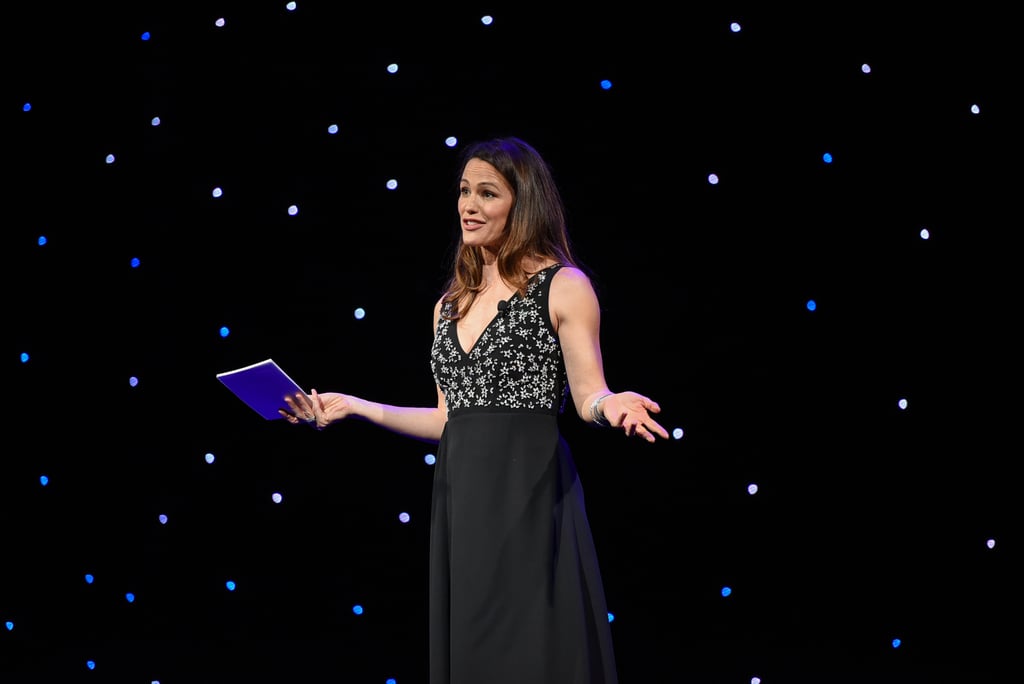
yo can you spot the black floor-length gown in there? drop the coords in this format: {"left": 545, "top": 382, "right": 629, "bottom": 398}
{"left": 428, "top": 264, "right": 618, "bottom": 684}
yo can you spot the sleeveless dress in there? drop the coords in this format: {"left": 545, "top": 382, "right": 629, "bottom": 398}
{"left": 428, "top": 264, "right": 618, "bottom": 684}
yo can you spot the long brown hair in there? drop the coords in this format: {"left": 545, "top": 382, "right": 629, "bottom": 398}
{"left": 440, "top": 137, "right": 578, "bottom": 319}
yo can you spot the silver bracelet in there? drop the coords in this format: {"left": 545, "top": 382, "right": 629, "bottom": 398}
{"left": 589, "top": 392, "right": 614, "bottom": 427}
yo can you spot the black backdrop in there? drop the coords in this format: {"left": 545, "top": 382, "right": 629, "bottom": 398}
{"left": 3, "top": 3, "right": 1018, "bottom": 683}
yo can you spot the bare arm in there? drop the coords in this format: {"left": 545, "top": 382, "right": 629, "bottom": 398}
{"left": 279, "top": 297, "right": 449, "bottom": 443}
{"left": 551, "top": 266, "right": 668, "bottom": 442}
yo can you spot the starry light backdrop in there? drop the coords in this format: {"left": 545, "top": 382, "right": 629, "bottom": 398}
{"left": 3, "top": 2, "right": 1017, "bottom": 683}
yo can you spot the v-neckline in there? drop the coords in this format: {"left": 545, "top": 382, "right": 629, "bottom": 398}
{"left": 455, "top": 293, "right": 516, "bottom": 356}
{"left": 451, "top": 264, "right": 559, "bottom": 357}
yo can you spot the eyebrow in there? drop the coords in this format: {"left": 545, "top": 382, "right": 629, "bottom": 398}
{"left": 461, "top": 179, "right": 502, "bottom": 189}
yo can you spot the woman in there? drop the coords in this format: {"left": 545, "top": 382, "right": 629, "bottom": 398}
{"left": 282, "top": 136, "right": 668, "bottom": 683}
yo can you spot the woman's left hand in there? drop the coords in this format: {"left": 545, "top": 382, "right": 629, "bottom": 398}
{"left": 602, "top": 391, "right": 670, "bottom": 443}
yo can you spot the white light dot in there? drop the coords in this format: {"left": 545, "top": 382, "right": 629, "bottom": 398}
{"left": 747, "top": 483, "right": 759, "bottom": 495}
{"left": 970, "top": 103, "right": 981, "bottom": 115}
{"left": 707, "top": 173, "right": 719, "bottom": 185}
{"left": 398, "top": 512, "right": 410, "bottom": 523}
{"left": 205, "top": 452, "right": 216, "bottom": 464}
{"left": 481, "top": 15, "right": 494, "bottom": 26}
{"left": 424, "top": 453, "right": 436, "bottom": 465}
{"left": 287, "top": 204, "right": 299, "bottom": 216}
{"left": 212, "top": 186, "right": 223, "bottom": 198}
{"left": 354, "top": 307, "right": 366, "bottom": 320}
{"left": 386, "top": 63, "right": 399, "bottom": 74}
{"left": 445, "top": 136, "right": 458, "bottom": 148}
{"left": 898, "top": 398, "right": 908, "bottom": 410}
{"left": 672, "top": 427, "right": 684, "bottom": 440}
{"left": 861, "top": 63, "right": 872, "bottom": 74}
{"left": 386, "top": 179, "right": 398, "bottom": 190}
{"left": 328, "top": 123, "right": 339, "bottom": 134}
{"left": 286, "top": 2, "right": 297, "bottom": 10}
{"left": 730, "top": 22, "right": 742, "bottom": 33}
{"left": 214, "top": 17, "right": 225, "bottom": 27}
{"left": 986, "top": 538, "right": 996, "bottom": 549}
{"left": 272, "top": 492, "right": 283, "bottom": 504}
{"left": 105, "top": 153, "right": 116, "bottom": 164}
{"left": 150, "top": 116, "right": 161, "bottom": 126}
{"left": 919, "top": 227, "right": 930, "bottom": 240}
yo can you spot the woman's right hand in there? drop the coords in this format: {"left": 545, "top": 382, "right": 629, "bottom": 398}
{"left": 280, "top": 389, "right": 352, "bottom": 430}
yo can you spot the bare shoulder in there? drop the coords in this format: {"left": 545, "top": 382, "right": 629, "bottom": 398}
{"left": 432, "top": 296, "right": 445, "bottom": 331}
{"left": 550, "top": 266, "right": 599, "bottom": 327}
{"left": 551, "top": 265, "right": 596, "bottom": 299}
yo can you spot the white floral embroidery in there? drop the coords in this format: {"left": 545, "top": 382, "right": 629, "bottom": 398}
{"left": 431, "top": 266, "right": 568, "bottom": 413}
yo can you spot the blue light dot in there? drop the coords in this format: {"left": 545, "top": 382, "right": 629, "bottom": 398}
{"left": 125, "top": 593, "right": 135, "bottom": 603}
{"left": 607, "top": 612, "right": 615, "bottom": 623}
{"left": 141, "top": 31, "right": 151, "bottom": 41}
{"left": 5, "top": 621, "right": 14, "bottom": 631}
{"left": 387, "top": 679, "right": 397, "bottom": 684}
{"left": 151, "top": 116, "right": 161, "bottom": 126}
{"left": 353, "top": 604, "right": 364, "bottom": 615}
{"left": 806, "top": 299, "right": 816, "bottom": 311}
{"left": 86, "top": 660, "right": 96, "bottom": 670}
{"left": 158, "top": 514, "right": 168, "bottom": 524}
{"left": 891, "top": 637, "right": 902, "bottom": 648}
{"left": 226, "top": 581, "right": 236, "bottom": 591}
{"left": 23, "top": 102, "right": 32, "bottom": 112}
{"left": 39, "top": 475, "right": 49, "bottom": 486}
{"left": 37, "top": 235, "right": 47, "bottom": 246}
{"left": 424, "top": 453, "right": 436, "bottom": 466}
{"left": 85, "top": 574, "right": 94, "bottom": 584}
{"left": 219, "top": 326, "right": 230, "bottom": 338}
{"left": 20, "top": 352, "right": 30, "bottom": 363}
{"left": 129, "top": 376, "right": 140, "bottom": 387}
{"left": 600, "top": 79, "right": 612, "bottom": 90}
{"left": 822, "top": 152, "right": 833, "bottom": 163}
{"left": 721, "top": 586, "right": 732, "bottom": 597}
{"left": 130, "top": 257, "right": 141, "bottom": 268}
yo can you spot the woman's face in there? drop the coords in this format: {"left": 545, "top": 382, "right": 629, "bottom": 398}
{"left": 459, "top": 158, "right": 514, "bottom": 252}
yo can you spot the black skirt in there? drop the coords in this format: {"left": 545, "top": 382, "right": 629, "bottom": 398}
{"left": 429, "top": 409, "right": 618, "bottom": 684}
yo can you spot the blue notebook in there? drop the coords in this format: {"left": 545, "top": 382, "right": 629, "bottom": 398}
{"left": 217, "top": 358, "right": 307, "bottom": 420}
